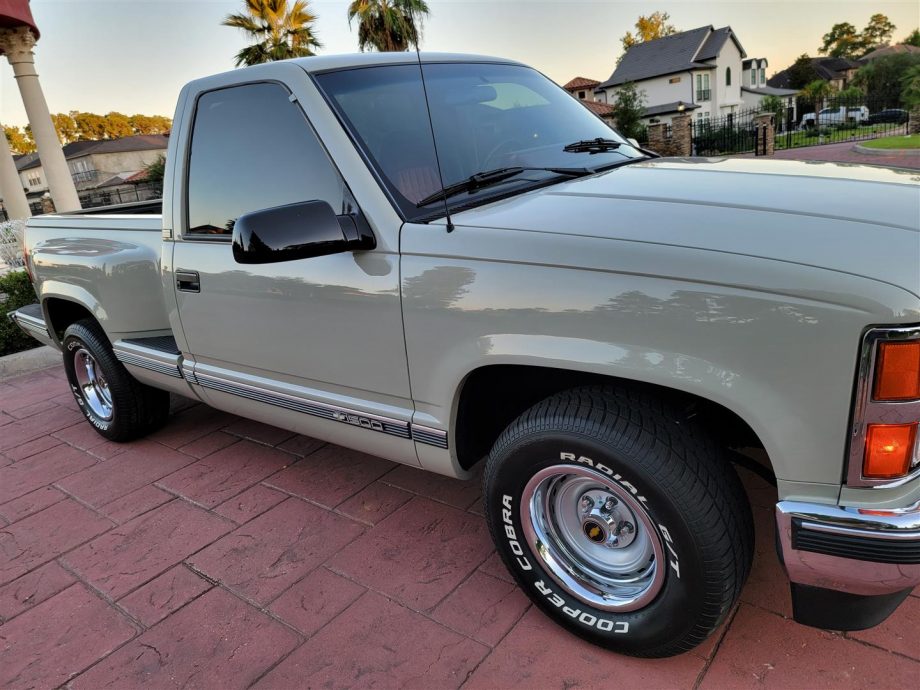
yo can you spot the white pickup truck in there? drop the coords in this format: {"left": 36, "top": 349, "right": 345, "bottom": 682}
{"left": 801, "top": 105, "right": 870, "bottom": 128}
{"left": 9, "top": 53, "right": 920, "bottom": 658}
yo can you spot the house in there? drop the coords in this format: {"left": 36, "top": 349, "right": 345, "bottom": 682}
{"left": 739, "top": 57, "right": 798, "bottom": 126}
{"left": 768, "top": 57, "right": 861, "bottom": 92}
{"left": 861, "top": 43, "right": 920, "bottom": 62}
{"left": 594, "top": 25, "right": 750, "bottom": 126}
{"left": 12, "top": 134, "right": 167, "bottom": 212}
{"left": 562, "top": 77, "right": 616, "bottom": 124}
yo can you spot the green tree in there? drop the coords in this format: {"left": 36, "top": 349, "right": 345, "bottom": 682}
{"left": 347, "top": 0, "right": 430, "bottom": 52}
{"left": 801, "top": 80, "right": 834, "bottom": 129}
{"left": 128, "top": 114, "right": 172, "bottom": 135}
{"left": 900, "top": 65, "right": 920, "bottom": 108}
{"left": 905, "top": 28, "right": 920, "bottom": 47}
{"left": 3, "top": 125, "right": 35, "bottom": 154}
{"left": 50, "top": 113, "right": 79, "bottom": 144}
{"left": 819, "top": 22, "right": 863, "bottom": 58}
{"left": 853, "top": 52, "right": 920, "bottom": 106}
{"left": 72, "top": 112, "right": 108, "bottom": 140}
{"left": 759, "top": 94, "right": 785, "bottom": 121}
{"left": 143, "top": 154, "right": 166, "bottom": 194}
{"left": 104, "top": 112, "right": 134, "bottom": 139}
{"left": 223, "top": 0, "right": 322, "bottom": 67}
{"left": 611, "top": 82, "right": 646, "bottom": 140}
{"left": 620, "top": 11, "right": 678, "bottom": 53}
{"left": 786, "top": 54, "right": 818, "bottom": 89}
{"left": 861, "top": 13, "right": 896, "bottom": 52}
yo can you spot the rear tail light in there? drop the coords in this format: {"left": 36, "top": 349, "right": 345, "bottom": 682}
{"left": 847, "top": 327, "right": 920, "bottom": 487}
{"left": 874, "top": 341, "right": 920, "bottom": 401}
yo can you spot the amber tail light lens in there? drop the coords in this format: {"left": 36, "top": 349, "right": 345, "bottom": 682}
{"left": 864, "top": 423, "right": 918, "bottom": 479}
{"left": 874, "top": 341, "right": 920, "bottom": 401}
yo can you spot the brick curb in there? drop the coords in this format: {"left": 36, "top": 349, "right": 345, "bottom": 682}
{"left": 0, "top": 344, "right": 60, "bottom": 381}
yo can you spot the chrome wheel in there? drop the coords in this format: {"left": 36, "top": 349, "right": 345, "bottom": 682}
{"left": 521, "top": 465, "right": 666, "bottom": 611}
{"left": 73, "top": 348, "right": 114, "bottom": 421}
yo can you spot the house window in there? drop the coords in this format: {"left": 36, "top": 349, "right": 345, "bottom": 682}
{"left": 695, "top": 74, "right": 710, "bottom": 101}
{"left": 751, "top": 69, "right": 757, "bottom": 86}
{"left": 726, "top": 67, "right": 731, "bottom": 86}
{"left": 669, "top": 76, "right": 681, "bottom": 84}
{"left": 578, "top": 90, "right": 586, "bottom": 99}
{"left": 759, "top": 68, "right": 765, "bottom": 85}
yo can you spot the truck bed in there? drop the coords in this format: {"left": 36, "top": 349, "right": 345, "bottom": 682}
{"left": 23, "top": 207, "right": 170, "bottom": 343}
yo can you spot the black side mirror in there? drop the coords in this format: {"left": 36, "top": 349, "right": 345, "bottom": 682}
{"left": 232, "top": 200, "right": 375, "bottom": 264}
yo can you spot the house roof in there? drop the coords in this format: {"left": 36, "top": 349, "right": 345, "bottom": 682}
{"left": 643, "top": 101, "right": 701, "bottom": 117}
{"left": 741, "top": 85, "right": 798, "bottom": 97}
{"left": 767, "top": 56, "right": 862, "bottom": 89}
{"left": 16, "top": 135, "right": 168, "bottom": 172}
{"left": 598, "top": 25, "right": 745, "bottom": 89}
{"left": 563, "top": 77, "right": 601, "bottom": 92}
{"left": 579, "top": 100, "right": 615, "bottom": 117}
{"left": 861, "top": 44, "right": 920, "bottom": 61}
{"left": 742, "top": 57, "right": 767, "bottom": 69}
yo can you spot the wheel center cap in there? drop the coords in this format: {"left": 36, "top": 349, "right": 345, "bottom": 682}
{"left": 582, "top": 519, "right": 607, "bottom": 543}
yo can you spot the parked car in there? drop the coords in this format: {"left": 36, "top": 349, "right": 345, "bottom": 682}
{"left": 801, "top": 105, "right": 869, "bottom": 128}
{"left": 867, "top": 108, "right": 909, "bottom": 125}
{"left": 9, "top": 53, "right": 920, "bottom": 658}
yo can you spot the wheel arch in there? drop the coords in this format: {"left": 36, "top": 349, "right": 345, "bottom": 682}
{"left": 452, "top": 363, "right": 774, "bottom": 481}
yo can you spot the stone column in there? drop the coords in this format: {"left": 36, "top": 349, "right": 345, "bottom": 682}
{"left": 753, "top": 113, "right": 776, "bottom": 157}
{"left": 670, "top": 114, "right": 692, "bottom": 157}
{"left": 647, "top": 123, "right": 665, "bottom": 154}
{"left": 0, "top": 121, "right": 30, "bottom": 219}
{"left": 909, "top": 107, "right": 920, "bottom": 136}
{"left": 0, "top": 27, "right": 80, "bottom": 212}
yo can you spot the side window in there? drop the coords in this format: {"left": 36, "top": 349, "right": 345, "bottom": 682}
{"left": 186, "top": 82, "right": 345, "bottom": 236}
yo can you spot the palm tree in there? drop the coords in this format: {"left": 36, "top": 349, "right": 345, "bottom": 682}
{"left": 223, "top": 0, "right": 322, "bottom": 67}
{"left": 347, "top": 0, "right": 430, "bottom": 52}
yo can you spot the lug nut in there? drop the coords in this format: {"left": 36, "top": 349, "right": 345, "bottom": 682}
{"left": 581, "top": 495, "right": 593, "bottom": 512}
{"left": 602, "top": 497, "right": 618, "bottom": 513}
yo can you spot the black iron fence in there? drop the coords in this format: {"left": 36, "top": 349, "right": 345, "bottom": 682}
{"left": 691, "top": 106, "right": 763, "bottom": 156}
{"left": 775, "top": 95, "right": 908, "bottom": 150}
{"left": 78, "top": 183, "right": 161, "bottom": 209}
{"left": 691, "top": 96, "right": 909, "bottom": 156}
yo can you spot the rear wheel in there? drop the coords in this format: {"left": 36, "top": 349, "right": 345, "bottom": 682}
{"left": 483, "top": 385, "right": 754, "bottom": 657}
{"left": 62, "top": 319, "right": 170, "bottom": 441}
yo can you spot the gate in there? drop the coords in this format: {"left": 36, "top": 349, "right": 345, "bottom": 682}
{"left": 691, "top": 106, "right": 762, "bottom": 156}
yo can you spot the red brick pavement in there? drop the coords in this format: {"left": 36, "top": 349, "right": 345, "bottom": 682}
{"left": 747, "top": 140, "right": 920, "bottom": 169}
{"left": 1, "top": 366, "right": 918, "bottom": 688}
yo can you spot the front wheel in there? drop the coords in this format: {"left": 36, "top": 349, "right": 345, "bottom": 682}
{"left": 62, "top": 319, "right": 170, "bottom": 441}
{"left": 483, "top": 386, "right": 754, "bottom": 657}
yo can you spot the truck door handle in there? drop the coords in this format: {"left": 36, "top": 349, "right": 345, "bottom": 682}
{"left": 176, "top": 270, "right": 200, "bottom": 293}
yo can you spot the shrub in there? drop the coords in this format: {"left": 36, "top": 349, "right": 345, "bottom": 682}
{"left": 0, "top": 269, "right": 39, "bottom": 356}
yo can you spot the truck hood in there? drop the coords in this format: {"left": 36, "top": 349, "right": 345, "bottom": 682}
{"left": 448, "top": 157, "right": 920, "bottom": 298}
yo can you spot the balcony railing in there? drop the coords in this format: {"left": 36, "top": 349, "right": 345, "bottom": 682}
{"left": 71, "top": 169, "right": 99, "bottom": 184}
{"left": 696, "top": 89, "right": 711, "bottom": 102}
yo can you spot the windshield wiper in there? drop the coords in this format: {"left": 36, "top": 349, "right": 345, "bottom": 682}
{"left": 416, "top": 166, "right": 591, "bottom": 207}
{"left": 563, "top": 138, "right": 623, "bottom": 154}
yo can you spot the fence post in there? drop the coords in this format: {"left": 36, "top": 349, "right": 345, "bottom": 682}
{"left": 40, "top": 192, "right": 55, "bottom": 215}
{"left": 753, "top": 113, "right": 775, "bottom": 157}
{"left": 670, "top": 113, "right": 692, "bottom": 156}
{"left": 909, "top": 107, "right": 920, "bottom": 136}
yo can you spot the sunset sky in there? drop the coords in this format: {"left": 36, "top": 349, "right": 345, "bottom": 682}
{"left": 1, "top": 0, "right": 918, "bottom": 127}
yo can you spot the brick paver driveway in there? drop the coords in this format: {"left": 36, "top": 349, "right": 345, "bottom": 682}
{"left": 766, "top": 140, "right": 920, "bottom": 169}
{"left": 1, "top": 365, "right": 918, "bottom": 689}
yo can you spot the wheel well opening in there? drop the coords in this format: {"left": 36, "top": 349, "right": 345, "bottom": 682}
{"left": 44, "top": 299, "right": 96, "bottom": 342}
{"left": 454, "top": 365, "right": 772, "bottom": 479}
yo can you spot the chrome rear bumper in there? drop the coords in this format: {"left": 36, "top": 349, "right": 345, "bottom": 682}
{"left": 776, "top": 499, "right": 920, "bottom": 597}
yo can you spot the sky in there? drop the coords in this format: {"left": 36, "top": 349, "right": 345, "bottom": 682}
{"left": 1, "top": 0, "right": 918, "bottom": 127}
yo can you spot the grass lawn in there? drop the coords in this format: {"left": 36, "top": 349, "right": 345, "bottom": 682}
{"left": 774, "top": 124, "right": 906, "bottom": 150}
{"left": 860, "top": 134, "right": 920, "bottom": 150}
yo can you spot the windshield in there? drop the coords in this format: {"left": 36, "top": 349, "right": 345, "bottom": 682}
{"left": 316, "top": 62, "right": 645, "bottom": 221}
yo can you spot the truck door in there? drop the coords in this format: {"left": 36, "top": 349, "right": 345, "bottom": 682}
{"left": 170, "top": 80, "right": 416, "bottom": 462}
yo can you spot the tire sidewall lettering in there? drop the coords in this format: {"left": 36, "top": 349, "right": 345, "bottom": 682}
{"left": 65, "top": 336, "right": 113, "bottom": 432}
